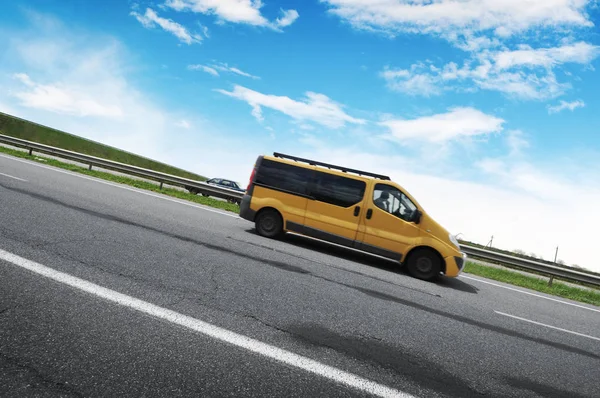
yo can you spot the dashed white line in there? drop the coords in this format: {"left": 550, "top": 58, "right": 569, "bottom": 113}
{"left": 495, "top": 311, "right": 600, "bottom": 342}
{"left": 0, "top": 153, "right": 238, "bottom": 218}
{"left": 0, "top": 171, "right": 27, "bottom": 182}
{"left": 460, "top": 274, "right": 600, "bottom": 313}
{"left": 0, "top": 248, "right": 416, "bottom": 398}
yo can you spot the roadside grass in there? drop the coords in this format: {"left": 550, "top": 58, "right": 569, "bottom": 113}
{"left": 464, "top": 261, "right": 600, "bottom": 307}
{"left": 0, "top": 145, "right": 240, "bottom": 213}
{"left": 0, "top": 112, "right": 206, "bottom": 181}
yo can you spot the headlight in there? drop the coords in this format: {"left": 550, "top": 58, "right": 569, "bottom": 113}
{"left": 449, "top": 233, "right": 460, "bottom": 249}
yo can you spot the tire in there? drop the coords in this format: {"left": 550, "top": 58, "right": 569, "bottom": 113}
{"left": 255, "top": 209, "right": 283, "bottom": 239}
{"left": 405, "top": 248, "right": 442, "bottom": 281}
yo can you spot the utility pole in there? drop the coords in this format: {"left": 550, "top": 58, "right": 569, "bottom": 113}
{"left": 549, "top": 246, "right": 558, "bottom": 287}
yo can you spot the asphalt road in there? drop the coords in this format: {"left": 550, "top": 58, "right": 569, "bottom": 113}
{"left": 1, "top": 152, "right": 599, "bottom": 398}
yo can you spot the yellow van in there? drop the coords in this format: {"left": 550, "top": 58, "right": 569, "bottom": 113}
{"left": 239, "top": 153, "right": 466, "bottom": 281}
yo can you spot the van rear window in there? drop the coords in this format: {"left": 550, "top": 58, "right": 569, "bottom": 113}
{"left": 256, "top": 159, "right": 366, "bottom": 207}
{"left": 255, "top": 159, "right": 312, "bottom": 196}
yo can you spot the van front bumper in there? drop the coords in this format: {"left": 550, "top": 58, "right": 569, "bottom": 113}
{"left": 455, "top": 252, "right": 467, "bottom": 274}
{"left": 444, "top": 252, "right": 467, "bottom": 277}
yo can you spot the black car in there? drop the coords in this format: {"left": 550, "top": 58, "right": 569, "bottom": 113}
{"left": 184, "top": 178, "right": 244, "bottom": 205}
{"left": 205, "top": 178, "right": 245, "bottom": 192}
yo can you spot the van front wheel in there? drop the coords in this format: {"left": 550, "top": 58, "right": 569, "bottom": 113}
{"left": 405, "top": 249, "right": 442, "bottom": 281}
{"left": 255, "top": 209, "right": 283, "bottom": 239}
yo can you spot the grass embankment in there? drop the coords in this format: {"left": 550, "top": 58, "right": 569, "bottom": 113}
{"left": 464, "top": 262, "right": 600, "bottom": 306}
{"left": 0, "top": 111, "right": 206, "bottom": 181}
{"left": 0, "top": 145, "right": 240, "bottom": 213}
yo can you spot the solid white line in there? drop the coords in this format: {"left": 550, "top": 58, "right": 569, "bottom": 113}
{"left": 460, "top": 274, "right": 600, "bottom": 314}
{"left": 495, "top": 311, "right": 600, "bottom": 342}
{"left": 0, "top": 171, "right": 27, "bottom": 182}
{"left": 0, "top": 248, "right": 415, "bottom": 398}
{"left": 0, "top": 153, "right": 238, "bottom": 218}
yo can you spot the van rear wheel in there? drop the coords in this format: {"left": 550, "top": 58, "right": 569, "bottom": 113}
{"left": 255, "top": 209, "right": 283, "bottom": 239}
{"left": 406, "top": 248, "right": 441, "bottom": 281}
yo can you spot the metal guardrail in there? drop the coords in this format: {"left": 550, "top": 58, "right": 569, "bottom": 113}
{"left": 460, "top": 244, "right": 600, "bottom": 288}
{"left": 2, "top": 133, "right": 599, "bottom": 288}
{"left": 0, "top": 133, "right": 245, "bottom": 204}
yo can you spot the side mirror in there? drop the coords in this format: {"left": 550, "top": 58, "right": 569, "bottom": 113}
{"left": 412, "top": 210, "right": 422, "bottom": 224}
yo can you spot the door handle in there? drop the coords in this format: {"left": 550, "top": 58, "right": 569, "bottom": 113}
{"left": 366, "top": 209, "right": 373, "bottom": 219}
{"left": 354, "top": 206, "right": 360, "bottom": 216}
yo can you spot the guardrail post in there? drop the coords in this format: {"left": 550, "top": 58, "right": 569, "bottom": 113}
{"left": 88, "top": 164, "right": 92, "bottom": 171}
{"left": 159, "top": 181, "right": 163, "bottom": 189}
{"left": 548, "top": 276, "right": 554, "bottom": 287}
{"left": 28, "top": 148, "right": 33, "bottom": 156}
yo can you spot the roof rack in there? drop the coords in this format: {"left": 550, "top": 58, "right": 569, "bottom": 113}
{"left": 273, "top": 152, "right": 391, "bottom": 180}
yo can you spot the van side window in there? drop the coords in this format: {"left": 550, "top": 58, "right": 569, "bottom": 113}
{"left": 255, "top": 159, "right": 311, "bottom": 195}
{"left": 373, "top": 184, "right": 418, "bottom": 222}
{"left": 311, "top": 171, "right": 366, "bottom": 207}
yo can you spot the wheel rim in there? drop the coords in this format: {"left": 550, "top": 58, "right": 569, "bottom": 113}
{"left": 261, "top": 215, "right": 276, "bottom": 232}
{"left": 416, "top": 257, "right": 433, "bottom": 273}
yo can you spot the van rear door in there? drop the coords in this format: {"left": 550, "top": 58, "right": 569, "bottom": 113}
{"left": 252, "top": 158, "right": 312, "bottom": 227}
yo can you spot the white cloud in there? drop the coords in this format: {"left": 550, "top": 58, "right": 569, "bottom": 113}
{"left": 188, "top": 64, "right": 219, "bottom": 76}
{"left": 175, "top": 119, "right": 191, "bottom": 129}
{"left": 215, "top": 63, "right": 259, "bottom": 79}
{"left": 11, "top": 73, "right": 124, "bottom": 118}
{"left": 381, "top": 42, "right": 599, "bottom": 100}
{"left": 547, "top": 99, "right": 586, "bottom": 114}
{"left": 200, "top": 24, "right": 210, "bottom": 38}
{"left": 321, "top": 0, "right": 594, "bottom": 44}
{"left": 381, "top": 66, "right": 441, "bottom": 96}
{"left": 215, "top": 85, "right": 366, "bottom": 128}
{"left": 188, "top": 62, "right": 260, "bottom": 79}
{"left": 131, "top": 8, "right": 202, "bottom": 44}
{"left": 380, "top": 107, "right": 505, "bottom": 143}
{"left": 506, "top": 130, "right": 530, "bottom": 156}
{"left": 275, "top": 9, "right": 300, "bottom": 28}
{"left": 223, "top": 66, "right": 259, "bottom": 79}
{"left": 493, "top": 42, "right": 599, "bottom": 70}
{"left": 164, "top": 0, "right": 299, "bottom": 30}
{"left": 12, "top": 73, "right": 34, "bottom": 87}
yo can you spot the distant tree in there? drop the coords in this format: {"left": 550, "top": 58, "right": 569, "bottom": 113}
{"left": 557, "top": 259, "right": 565, "bottom": 265}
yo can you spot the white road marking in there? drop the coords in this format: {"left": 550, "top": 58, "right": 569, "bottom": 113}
{"left": 0, "top": 171, "right": 27, "bottom": 182}
{"left": 460, "top": 275, "right": 600, "bottom": 314}
{"left": 495, "top": 311, "right": 600, "bottom": 342}
{"left": 0, "top": 154, "right": 239, "bottom": 219}
{"left": 0, "top": 248, "right": 415, "bottom": 398}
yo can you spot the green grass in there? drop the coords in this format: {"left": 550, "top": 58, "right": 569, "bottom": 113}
{"left": 464, "top": 262, "right": 600, "bottom": 306}
{"left": 0, "top": 145, "right": 240, "bottom": 213}
{"left": 0, "top": 111, "right": 206, "bottom": 181}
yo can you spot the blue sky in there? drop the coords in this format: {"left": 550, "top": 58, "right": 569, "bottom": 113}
{"left": 1, "top": 1, "right": 600, "bottom": 271}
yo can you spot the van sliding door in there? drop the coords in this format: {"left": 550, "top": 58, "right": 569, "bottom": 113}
{"left": 296, "top": 171, "right": 366, "bottom": 247}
